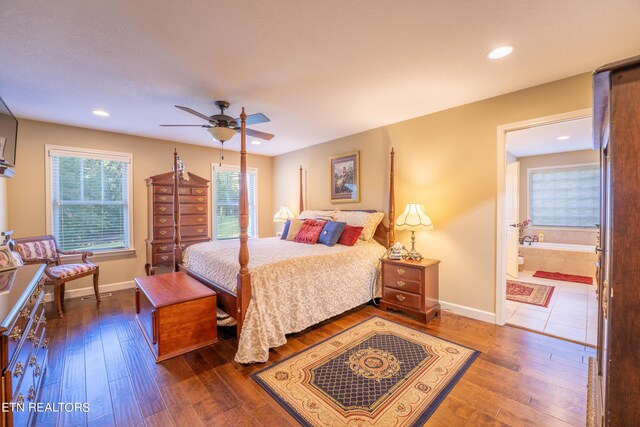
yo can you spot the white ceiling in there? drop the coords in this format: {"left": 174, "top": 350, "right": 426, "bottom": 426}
{"left": 506, "top": 117, "right": 593, "bottom": 157}
{"left": 1, "top": 1, "right": 639, "bottom": 157}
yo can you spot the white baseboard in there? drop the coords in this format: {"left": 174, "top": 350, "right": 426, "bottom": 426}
{"left": 440, "top": 300, "right": 496, "bottom": 324}
{"left": 44, "top": 280, "right": 136, "bottom": 303}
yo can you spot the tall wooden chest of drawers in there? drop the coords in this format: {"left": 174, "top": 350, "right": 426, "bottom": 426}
{"left": 145, "top": 171, "right": 210, "bottom": 275}
{"left": 380, "top": 258, "right": 440, "bottom": 323}
{"left": 0, "top": 264, "right": 48, "bottom": 427}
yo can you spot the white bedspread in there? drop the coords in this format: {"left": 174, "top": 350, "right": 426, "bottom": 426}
{"left": 183, "top": 237, "right": 386, "bottom": 363}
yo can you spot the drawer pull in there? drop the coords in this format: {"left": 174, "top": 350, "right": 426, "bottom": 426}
{"left": 196, "top": 207, "right": 204, "bottom": 212}
{"left": 196, "top": 228, "right": 204, "bottom": 233}
{"left": 20, "top": 307, "right": 31, "bottom": 320}
{"left": 29, "top": 355, "right": 37, "bottom": 366}
{"left": 196, "top": 197, "right": 204, "bottom": 202}
{"left": 396, "top": 280, "right": 406, "bottom": 287}
{"left": 10, "top": 326, "right": 22, "bottom": 342}
{"left": 160, "top": 187, "right": 168, "bottom": 193}
{"left": 195, "top": 189, "right": 204, "bottom": 194}
{"left": 159, "top": 196, "right": 167, "bottom": 201}
{"left": 42, "top": 338, "right": 49, "bottom": 349}
{"left": 159, "top": 218, "right": 167, "bottom": 224}
{"left": 396, "top": 268, "right": 406, "bottom": 275}
{"left": 39, "top": 314, "right": 47, "bottom": 326}
{"left": 159, "top": 245, "right": 168, "bottom": 251}
{"left": 13, "top": 362, "right": 24, "bottom": 377}
{"left": 197, "top": 217, "right": 204, "bottom": 223}
{"left": 160, "top": 255, "right": 169, "bottom": 261}
{"left": 16, "top": 393, "right": 24, "bottom": 405}
{"left": 33, "top": 336, "right": 40, "bottom": 347}
{"left": 396, "top": 294, "right": 406, "bottom": 302}
{"left": 159, "top": 230, "right": 167, "bottom": 235}
{"left": 27, "top": 329, "right": 37, "bottom": 341}
{"left": 27, "top": 386, "right": 35, "bottom": 401}
{"left": 34, "top": 365, "right": 41, "bottom": 377}
{"left": 159, "top": 206, "right": 167, "bottom": 212}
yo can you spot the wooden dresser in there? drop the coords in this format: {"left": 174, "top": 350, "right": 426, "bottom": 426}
{"left": 380, "top": 258, "right": 440, "bottom": 323}
{"left": 0, "top": 264, "right": 48, "bottom": 427}
{"left": 591, "top": 55, "right": 640, "bottom": 426}
{"left": 145, "top": 171, "right": 210, "bottom": 275}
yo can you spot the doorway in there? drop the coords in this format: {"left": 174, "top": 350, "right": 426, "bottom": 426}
{"left": 496, "top": 109, "right": 598, "bottom": 346}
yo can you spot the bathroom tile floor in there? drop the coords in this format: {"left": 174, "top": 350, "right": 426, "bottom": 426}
{"left": 506, "top": 270, "right": 597, "bottom": 346}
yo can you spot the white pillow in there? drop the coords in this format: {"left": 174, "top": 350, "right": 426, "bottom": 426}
{"left": 298, "top": 210, "right": 336, "bottom": 221}
{"left": 334, "top": 211, "right": 384, "bottom": 241}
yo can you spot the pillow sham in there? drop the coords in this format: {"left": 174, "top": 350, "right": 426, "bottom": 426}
{"left": 285, "top": 219, "right": 305, "bottom": 241}
{"left": 294, "top": 219, "right": 327, "bottom": 244}
{"left": 334, "top": 211, "right": 384, "bottom": 241}
{"left": 280, "top": 220, "right": 292, "bottom": 240}
{"left": 298, "top": 210, "right": 336, "bottom": 221}
{"left": 317, "top": 221, "right": 347, "bottom": 247}
{"left": 338, "top": 225, "right": 364, "bottom": 246}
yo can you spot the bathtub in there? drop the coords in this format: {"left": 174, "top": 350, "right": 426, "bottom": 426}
{"left": 519, "top": 242, "right": 596, "bottom": 253}
{"left": 518, "top": 242, "right": 597, "bottom": 277}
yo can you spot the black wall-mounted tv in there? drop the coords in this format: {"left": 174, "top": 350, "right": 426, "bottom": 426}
{"left": 0, "top": 95, "right": 18, "bottom": 168}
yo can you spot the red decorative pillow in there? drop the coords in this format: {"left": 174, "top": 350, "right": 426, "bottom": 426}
{"left": 338, "top": 225, "right": 364, "bottom": 246}
{"left": 294, "top": 219, "right": 327, "bottom": 244}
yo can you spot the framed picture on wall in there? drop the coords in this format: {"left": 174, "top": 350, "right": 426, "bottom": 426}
{"left": 330, "top": 151, "right": 360, "bottom": 203}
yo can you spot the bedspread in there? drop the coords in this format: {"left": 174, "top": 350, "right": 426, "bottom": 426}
{"left": 183, "top": 237, "right": 386, "bottom": 363}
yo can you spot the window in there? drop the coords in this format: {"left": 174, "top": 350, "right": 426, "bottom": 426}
{"left": 529, "top": 164, "right": 599, "bottom": 228}
{"left": 46, "top": 146, "right": 133, "bottom": 252}
{"left": 212, "top": 164, "right": 258, "bottom": 239}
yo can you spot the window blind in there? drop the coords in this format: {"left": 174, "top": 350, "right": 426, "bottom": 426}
{"left": 50, "top": 148, "right": 132, "bottom": 251}
{"left": 529, "top": 164, "right": 599, "bottom": 228}
{"left": 213, "top": 165, "right": 257, "bottom": 239}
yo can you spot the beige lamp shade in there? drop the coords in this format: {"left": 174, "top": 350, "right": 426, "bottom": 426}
{"left": 273, "top": 206, "right": 295, "bottom": 222}
{"left": 207, "top": 126, "right": 237, "bottom": 142}
{"left": 395, "top": 203, "right": 434, "bottom": 230}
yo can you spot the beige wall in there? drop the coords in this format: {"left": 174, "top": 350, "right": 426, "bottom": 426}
{"left": 518, "top": 149, "right": 599, "bottom": 245}
{"left": 273, "top": 73, "right": 592, "bottom": 315}
{"left": 0, "top": 178, "right": 7, "bottom": 232}
{"left": 7, "top": 119, "right": 273, "bottom": 290}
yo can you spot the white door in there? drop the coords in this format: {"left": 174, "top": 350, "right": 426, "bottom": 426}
{"left": 505, "top": 161, "right": 520, "bottom": 278}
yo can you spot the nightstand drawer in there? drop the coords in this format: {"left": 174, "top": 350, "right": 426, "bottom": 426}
{"left": 385, "top": 264, "right": 422, "bottom": 282}
{"left": 384, "top": 274, "right": 422, "bottom": 294}
{"left": 383, "top": 289, "right": 421, "bottom": 310}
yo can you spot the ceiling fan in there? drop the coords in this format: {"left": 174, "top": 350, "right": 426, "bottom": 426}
{"left": 161, "top": 100, "right": 273, "bottom": 153}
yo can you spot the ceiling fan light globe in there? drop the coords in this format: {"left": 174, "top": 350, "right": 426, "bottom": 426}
{"left": 207, "top": 126, "right": 237, "bottom": 142}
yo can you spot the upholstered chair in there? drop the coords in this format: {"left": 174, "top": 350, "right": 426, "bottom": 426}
{"left": 11, "top": 235, "right": 100, "bottom": 318}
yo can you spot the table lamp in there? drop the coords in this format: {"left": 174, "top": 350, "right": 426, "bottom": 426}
{"left": 273, "top": 206, "right": 295, "bottom": 223}
{"left": 395, "top": 203, "right": 433, "bottom": 261}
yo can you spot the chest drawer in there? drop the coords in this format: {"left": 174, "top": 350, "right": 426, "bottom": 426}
{"left": 180, "top": 195, "right": 208, "bottom": 204}
{"left": 384, "top": 264, "right": 422, "bottom": 282}
{"left": 181, "top": 226, "right": 208, "bottom": 237}
{"left": 382, "top": 288, "right": 422, "bottom": 310}
{"left": 180, "top": 215, "right": 207, "bottom": 226}
{"left": 153, "top": 194, "right": 173, "bottom": 204}
{"left": 153, "top": 204, "right": 172, "bottom": 215}
{"left": 180, "top": 204, "right": 207, "bottom": 215}
{"left": 154, "top": 227, "right": 174, "bottom": 239}
{"left": 190, "top": 187, "right": 207, "bottom": 195}
{"left": 383, "top": 274, "right": 422, "bottom": 294}
{"left": 154, "top": 253, "right": 174, "bottom": 265}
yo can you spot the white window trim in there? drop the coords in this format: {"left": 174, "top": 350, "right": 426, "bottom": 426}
{"left": 211, "top": 163, "right": 259, "bottom": 239}
{"left": 526, "top": 161, "right": 599, "bottom": 230}
{"left": 45, "top": 144, "right": 135, "bottom": 253}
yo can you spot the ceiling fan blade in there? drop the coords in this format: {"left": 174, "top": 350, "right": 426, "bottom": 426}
{"left": 175, "top": 105, "right": 212, "bottom": 121}
{"left": 244, "top": 128, "right": 275, "bottom": 140}
{"left": 160, "top": 124, "right": 208, "bottom": 127}
{"left": 236, "top": 113, "right": 270, "bottom": 126}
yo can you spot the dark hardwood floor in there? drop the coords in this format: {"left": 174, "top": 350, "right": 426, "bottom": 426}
{"left": 33, "top": 289, "right": 593, "bottom": 426}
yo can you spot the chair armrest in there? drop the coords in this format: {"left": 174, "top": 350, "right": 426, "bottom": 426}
{"left": 58, "top": 249, "right": 94, "bottom": 263}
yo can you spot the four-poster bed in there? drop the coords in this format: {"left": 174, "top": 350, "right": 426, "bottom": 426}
{"left": 173, "top": 109, "right": 397, "bottom": 362}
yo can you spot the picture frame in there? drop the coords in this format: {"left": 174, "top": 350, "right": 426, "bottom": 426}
{"left": 0, "top": 246, "right": 18, "bottom": 272}
{"left": 330, "top": 151, "right": 360, "bottom": 203}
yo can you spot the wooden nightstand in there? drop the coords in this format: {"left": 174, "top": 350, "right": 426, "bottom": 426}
{"left": 380, "top": 257, "right": 440, "bottom": 323}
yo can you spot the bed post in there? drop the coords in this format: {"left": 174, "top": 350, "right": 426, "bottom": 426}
{"left": 388, "top": 148, "right": 395, "bottom": 247}
{"left": 299, "top": 165, "right": 304, "bottom": 213}
{"left": 237, "top": 108, "right": 251, "bottom": 337}
{"left": 173, "top": 149, "right": 182, "bottom": 271}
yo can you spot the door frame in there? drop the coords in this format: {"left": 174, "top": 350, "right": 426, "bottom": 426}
{"left": 494, "top": 108, "right": 592, "bottom": 325}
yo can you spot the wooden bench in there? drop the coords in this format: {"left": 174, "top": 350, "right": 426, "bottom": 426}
{"left": 135, "top": 272, "right": 217, "bottom": 362}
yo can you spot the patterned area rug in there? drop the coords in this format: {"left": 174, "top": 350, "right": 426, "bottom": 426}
{"left": 252, "top": 316, "right": 479, "bottom": 426}
{"left": 533, "top": 270, "right": 593, "bottom": 285}
{"left": 507, "top": 280, "right": 555, "bottom": 307}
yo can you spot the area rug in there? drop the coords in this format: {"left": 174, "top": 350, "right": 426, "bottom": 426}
{"left": 252, "top": 316, "right": 479, "bottom": 426}
{"left": 506, "top": 280, "right": 555, "bottom": 307}
{"left": 533, "top": 270, "right": 593, "bottom": 285}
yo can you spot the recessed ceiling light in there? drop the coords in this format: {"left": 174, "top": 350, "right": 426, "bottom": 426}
{"left": 556, "top": 136, "right": 570, "bottom": 140}
{"left": 488, "top": 45, "right": 514, "bottom": 60}
{"left": 250, "top": 140, "right": 262, "bottom": 145}
{"left": 92, "top": 109, "right": 110, "bottom": 117}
